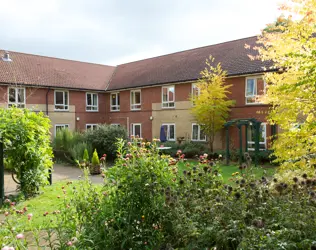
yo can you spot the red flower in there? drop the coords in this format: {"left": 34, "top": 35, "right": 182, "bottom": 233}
{"left": 103, "top": 154, "right": 107, "bottom": 157}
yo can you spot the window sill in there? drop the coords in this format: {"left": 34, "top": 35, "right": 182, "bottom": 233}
{"left": 86, "top": 110, "right": 99, "bottom": 112}
{"left": 130, "top": 109, "right": 141, "bottom": 111}
{"left": 110, "top": 110, "right": 120, "bottom": 112}
{"left": 54, "top": 109, "right": 69, "bottom": 112}
{"left": 191, "top": 140, "right": 207, "bottom": 142}
{"left": 161, "top": 106, "right": 175, "bottom": 109}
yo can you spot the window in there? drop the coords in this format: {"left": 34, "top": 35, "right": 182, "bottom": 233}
{"left": 8, "top": 87, "right": 25, "bottom": 108}
{"left": 245, "top": 76, "right": 265, "bottom": 104}
{"left": 54, "top": 90, "right": 69, "bottom": 110}
{"left": 162, "top": 86, "right": 175, "bottom": 108}
{"left": 192, "top": 123, "right": 206, "bottom": 141}
{"left": 131, "top": 123, "right": 141, "bottom": 137}
{"left": 162, "top": 123, "right": 175, "bottom": 141}
{"left": 86, "top": 93, "right": 98, "bottom": 111}
{"left": 192, "top": 83, "right": 200, "bottom": 98}
{"left": 111, "top": 123, "right": 121, "bottom": 127}
{"left": 86, "top": 124, "right": 98, "bottom": 130}
{"left": 247, "top": 123, "right": 266, "bottom": 151}
{"left": 55, "top": 124, "right": 69, "bottom": 136}
{"left": 130, "top": 90, "right": 141, "bottom": 110}
{"left": 110, "top": 93, "right": 120, "bottom": 111}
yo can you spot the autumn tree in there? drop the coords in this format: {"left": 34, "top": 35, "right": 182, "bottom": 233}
{"left": 190, "top": 56, "right": 235, "bottom": 152}
{"left": 255, "top": 0, "right": 316, "bottom": 170}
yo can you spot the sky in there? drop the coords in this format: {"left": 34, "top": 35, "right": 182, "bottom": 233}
{"left": 0, "top": 0, "right": 282, "bottom": 66}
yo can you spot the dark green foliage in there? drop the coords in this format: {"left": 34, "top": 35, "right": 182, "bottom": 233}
{"left": 85, "top": 124, "right": 127, "bottom": 159}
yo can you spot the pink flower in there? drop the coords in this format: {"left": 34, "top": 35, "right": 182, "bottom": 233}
{"left": 4, "top": 211, "right": 9, "bottom": 216}
{"left": 180, "top": 154, "right": 185, "bottom": 159}
{"left": 103, "top": 154, "right": 107, "bottom": 157}
{"left": 27, "top": 213, "right": 33, "bottom": 221}
{"left": 16, "top": 233, "right": 24, "bottom": 239}
{"left": 127, "top": 142, "right": 132, "bottom": 146}
{"left": 177, "top": 150, "right": 182, "bottom": 155}
{"left": 160, "top": 145, "right": 164, "bottom": 148}
{"left": 4, "top": 199, "right": 10, "bottom": 203}
{"left": 67, "top": 241, "right": 73, "bottom": 246}
{"left": 2, "top": 246, "right": 15, "bottom": 250}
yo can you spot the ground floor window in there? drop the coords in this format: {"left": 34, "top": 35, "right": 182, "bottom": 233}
{"left": 131, "top": 123, "right": 141, "bottom": 137}
{"left": 55, "top": 124, "right": 69, "bottom": 136}
{"left": 86, "top": 124, "right": 98, "bottom": 130}
{"left": 191, "top": 123, "right": 206, "bottom": 141}
{"left": 247, "top": 123, "right": 266, "bottom": 151}
{"left": 162, "top": 123, "right": 175, "bottom": 141}
{"left": 111, "top": 123, "right": 121, "bottom": 127}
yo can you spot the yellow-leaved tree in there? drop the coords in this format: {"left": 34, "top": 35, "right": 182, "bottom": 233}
{"left": 190, "top": 56, "right": 235, "bottom": 152}
{"left": 255, "top": 0, "right": 316, "bottom": 170}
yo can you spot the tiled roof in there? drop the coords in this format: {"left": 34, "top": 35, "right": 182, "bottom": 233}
{"left": 107, "top": 36, "right": 273, "bottom": 91}
{"left": 0, "top": 50, "right": 116, "bottom": 91}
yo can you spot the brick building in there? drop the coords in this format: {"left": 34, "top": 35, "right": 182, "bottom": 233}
{"left": 0, "top": 36, "right": 274, "bottom": 150}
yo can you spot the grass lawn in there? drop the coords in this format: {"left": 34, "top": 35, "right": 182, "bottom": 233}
{"left": 177, "top": 160, "right": 276, "bottom": 183}
{"left": 0, "top": 180, "right": 102, "bottom": 233}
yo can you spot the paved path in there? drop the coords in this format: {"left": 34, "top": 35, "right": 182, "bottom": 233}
{"left": 4, "top": 164, "right": 104, "bottom": 195}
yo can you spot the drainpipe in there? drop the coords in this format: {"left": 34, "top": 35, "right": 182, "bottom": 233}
{"left": 46, "top": 88, "right": 50, "bottom": 116}
{"left": 46, "top": 88, "right": 52, "bottom": 185}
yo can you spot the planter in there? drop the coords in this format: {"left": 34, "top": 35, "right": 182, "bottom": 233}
{"left": 89, "top": 164, "right": 101, "bottom": 175}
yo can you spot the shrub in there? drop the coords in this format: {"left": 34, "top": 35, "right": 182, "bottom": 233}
{"left": 85, "top": 124, "right": 127, "bottom": 159}
{"left": 69, "top": 142, "right": 92, "bottom": 163}
{"left": 83, "top": 148, "right": 90, "bottom": 162}
{"left": 91, "top": 149, "right": 100, "bottom": 166}
{"left": 0, "top": 107, "right": 53, "bottom": 197}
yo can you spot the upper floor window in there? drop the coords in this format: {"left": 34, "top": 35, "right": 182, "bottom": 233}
{"left": 130, "top": 90, "right": 141, "bottom": 110}
{"left": 131, "top": 123, "right": 141, "bottom": 137}
{"left": 161, "top": 123, "right": 175, "bottom": 141}
{"left": 162, "top": 86, "right": 175, "bottom": 108}
{"left": 8, "top": 87, "right": 25, "bottom": 108}
{"left": 54, "top": 90, "right": 69, "bottom": 111}
{"left": 86, "top": 93, "right": 98, "bottom": 111}
{"left": 110, "top": 92, "right": 120, "bottom": 111}
{"left": 245, "top": 76, "right": 265, "bottom": 104}
{"left": 192, "top": 123, "right": 206, "bottom": 141}
{"left": 192, "top": 83, "right": 201, "bottom": 98}
{"left": 247, "top": 123, "right": 266, "bottom": 151}
{"left": 86, "top": 124, "right": 98, "bottom": 130}
{"left": 111, "top": 123, "right": 121, "bottom": 127}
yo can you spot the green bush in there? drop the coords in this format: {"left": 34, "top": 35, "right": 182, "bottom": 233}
{"left": 69, "top": 142, "right": 92, "bottom": 163}
{"left": 85, "top": 124, "right": 127, "bottom": 159}
{"left": 0, "top": 107, "right": 53, "bottom": 197}
{"left": 83, "top": 148, "right": 90, "bottom": 162}
{"left": 91, "top": 149, "right": 100, "bottom": 166}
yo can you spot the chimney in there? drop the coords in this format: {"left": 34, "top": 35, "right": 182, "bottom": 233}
{"left": 2, "top": 51, "right": 12, "bottom": 62}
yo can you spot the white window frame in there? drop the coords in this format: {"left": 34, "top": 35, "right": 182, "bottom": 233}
{"left": 110, "top": 92, "right": 120, "bottom": 111}
{"left": 86, "top": 92, "right": 98, "bottom": 112}
{"left": 130, "top": 89, "right": 141, "bottom": 110}
{"left": 162, "top": 123, "right": 176, "bottom": 141}
{"left": 8, "top": 87, "right": 26, "bottom": 108}
{"left": 191, "top": 83, "right": 201, "bottom": 98}
{"left": 247, "top": 123, "right": 267, "bottom": 151}
{"left": 245, "top": 76, "right": 266, "bottom": 105}
{"left": 55, "top": 124, "right": 69, "bottom": 136}
{"left": 131, "top": 123, "right": 142, "bottom": 137}
{"left": 191, "top": 123, "right": 206, "bottom": 141}
{"left": 86, "top": 124, "right": 98, "bottom": 130}
{"left": 162, "top": 85, "right": 175, "bottom": 108}
{"left": 54, "top": 90, "right": 69, "bottom": 111}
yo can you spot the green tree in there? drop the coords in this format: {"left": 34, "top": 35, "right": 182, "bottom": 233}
{"left": 190, "top": 56, "right": 235, "bottom": 152}
{"left": 0, "top": 107, "right": 53, "bottom": 196}
{"left": 256, "top": 0, "right": 316, "bottom": 170}
{"left": 263, "top": 14, "right": 293, "bottom": 33}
